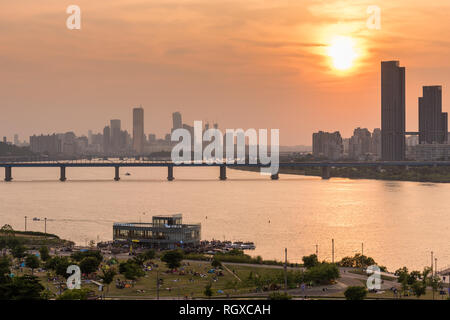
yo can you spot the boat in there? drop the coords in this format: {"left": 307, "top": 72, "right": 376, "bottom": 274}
{"left": 125, "top": 172, "right": 131, "bottom": 176}
{"left": 32, "top": 217, "right": 40, "bottom": 221}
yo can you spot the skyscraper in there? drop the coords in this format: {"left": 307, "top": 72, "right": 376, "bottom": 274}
{"left": 172, "top": 112, "right": 182, "bottom": 132}
{"left": 103, "top": 126, "right": 111, "bottom": 154}
{"left": 110, "top": 119, "right": 121, "bottom": 152}
{"left": 381, "top": 61, "right": 405, "bottom": 160}
{"left": 419, "top": 86, "right": 448, "bottom": 144}
{"left": 133, "top": 107, "right": 144, "bottom": 154}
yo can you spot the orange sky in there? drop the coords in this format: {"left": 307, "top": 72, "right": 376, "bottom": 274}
{"left": 2, "top": 0, "right": 450, "bottom": 145}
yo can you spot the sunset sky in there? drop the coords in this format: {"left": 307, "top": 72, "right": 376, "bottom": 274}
{"left": 2, "top": 0, "right": 450, "bottom": 145}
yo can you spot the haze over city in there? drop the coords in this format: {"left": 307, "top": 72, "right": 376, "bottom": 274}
{"left": 2, "top": 0, "right": 450, "bottom": 145}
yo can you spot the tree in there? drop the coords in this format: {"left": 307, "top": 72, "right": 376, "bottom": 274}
{"left": 305, "top": 263, "right": 339, "bottom": 285}
{"left": 132, "top": 253, "right": 147, "bottom": 266}
{"left": 0, "top": 256, "right": 11, "bottom": 282}
{"left": 339, "top": 254, "right": 376, "bottom": 269}
{"left": 99, "top": 266, "right": 116, "bottom": 294}
{"left": 11, "top": 245, "right": 27, "bottom": 260}
{"left": 71, "top": 250, "right": 102, "bottom": 263}
{"left": 119, "top": 260, "right": 144, "bottom": 280}
{"left": 302, "top": 254, "right": 319, "bottom": 269}
{"left": 204, "top": 283, "right": 213, "bottom": 299}
{"left": 25, "top": 255, "right": 40, "bottom": 275}
{"left": 79, "top": 256, "right": 101, "bottom": 275}
{"left": 211, "top": 258, "right": 222, "bottom": 269}
{"left": 344, "top": 286, "right": 367, "bottom": 300}
{"left": 144, "top": 249, "right": 155, "bottom": 260}
{"left": 161, "top": 250, "right": 184, "bottom": 270}
{"left": 0, "top": 275, "right": 44, "bottom": 300}
{"left": 411, "top": 281, "right": 426, "bottom": 299}
{"left": 57, "top": 288, "right": 92, "bottom": 300}
{"left": 45, "top": 256, "right": 72, "bottom": 278}
{"left": 39, "top": 246, "right": 50, "bottom": 262}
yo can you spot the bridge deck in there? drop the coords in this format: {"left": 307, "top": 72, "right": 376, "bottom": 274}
{"left": 1, "top": 161, "right": 450, "bottom": 167}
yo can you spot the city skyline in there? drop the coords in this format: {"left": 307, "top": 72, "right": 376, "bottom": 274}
{"left": 3, "top": 1, "right": 450, "bottom": 145}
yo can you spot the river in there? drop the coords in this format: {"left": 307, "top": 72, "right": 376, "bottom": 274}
{"left": 0, "top": 166, "right": 448, "bottom": 272}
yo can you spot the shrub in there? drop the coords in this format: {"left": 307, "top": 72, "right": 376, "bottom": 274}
{"left": 344, "top": 286, "right": 367, "bottom": 300}
{"left": 268, "top": 292, "right": 292, "bottom": 300}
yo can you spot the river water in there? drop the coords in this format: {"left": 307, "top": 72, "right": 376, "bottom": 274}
{"left": 0, "top": 166, "right": 448, "bottom": 272}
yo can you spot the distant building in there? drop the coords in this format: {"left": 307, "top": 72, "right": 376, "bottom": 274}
{"left": 371, "top": 128, "right": 381, "bottom": 158}
{"left": 59, "top": 132, "right": 77, "bottom": 156}
{"left": 312, "top": 131, "right": 343, "bottom": 160}
{"left": 172, "top": 112, "right": 182, "bottom": 132}
{"left": 419, "top": 86, "right": 448, "bottom": 144}
{"left": 110, "top": 119, "right": 121, "bottom": 152}
{"left": 133, "top": 107, "right": 145, "bottom": 154}
{"left": 381, "top": 61, "right": 405, "bottom": 160}
{"left": 103, "top": 126, "right": 111, "bottom": 154}
{"left": 30, "top": 134, "right": 61, "bottom": 155}
{"left": 13, "top": 134, "right": 19, "bottom": 146}
{"left": 148, "top": 134, "right": 156, "bottom": 143}
{"left": 408, "top": 143, "right": 450, "bottom": 161}
{"left": 113, "top": 214, "right": 201, "bottom": 249}
{"left": 348, "top": 127, "right": 372, "bottom": 160}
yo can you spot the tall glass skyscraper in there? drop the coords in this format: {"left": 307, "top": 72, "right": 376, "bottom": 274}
{"left": 381, "top": 61, "right": 405, "bottom": 161}
{"left": 133, "top": 107, "right": 144, "bottom": 154}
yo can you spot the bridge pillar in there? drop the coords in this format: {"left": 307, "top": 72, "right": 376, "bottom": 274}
{"left": 59, "top": 166, "right": 66, "bottom": 182}
{"left": 321, "top": 166, "right": 331, "bottom": 180}
{"left": 271, "top": 173, "right": 279, "bottom": 180}
{"left": 4, "top": 167, "right": 12, "bottom": 182}
{"left": 219, "top": 165, "right": 227, "bottom": 181}
{"left": 167, "top": 166, "right": 174, "bottom": 181}
{"left": 114, "top": 166, "right": 120, "bottom": 181}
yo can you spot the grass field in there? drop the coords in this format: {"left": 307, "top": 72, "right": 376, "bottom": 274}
{"left": 24, "top": 259, "right": 286, "bottom": 299}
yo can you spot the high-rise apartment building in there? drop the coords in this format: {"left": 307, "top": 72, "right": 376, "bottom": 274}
{"left": 418, "top": 86, "right": 448, "bottom": 144}
{"left": 133, "top": 107, "right": 144, "bottom": 154}
{"left": 30, "top": 134, "right": 61, "bottom": 155}
{"left": 348, "top": 127, "right": 372, "bottom": 160}
{"left": 381, "top": 61, "right": 405, "bottom": 160}
{"left": 312, "top": 131, "right": 343, "bottom": 160}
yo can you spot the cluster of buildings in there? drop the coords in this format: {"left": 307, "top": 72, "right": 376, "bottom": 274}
{"left": 313, "top": 128, "right": 381, "bottom": 160}
{"left": 24, "top": 109, "right": 218, "bottom": 157}
{"left": 313, "top": 61, "right": 450, "bottom": 161}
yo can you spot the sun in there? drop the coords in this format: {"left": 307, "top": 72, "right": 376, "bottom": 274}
{"left": 327, "top": 36, "right": 358, "bottom": 71}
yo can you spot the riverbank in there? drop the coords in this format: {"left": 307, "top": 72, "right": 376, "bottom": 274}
{"left": 233, "top": 166, "right": 450, "bottom": 183}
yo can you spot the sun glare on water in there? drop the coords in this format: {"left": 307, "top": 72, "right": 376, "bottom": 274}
{"left": 327, "top": 36, "right": 358, "bottom": 71}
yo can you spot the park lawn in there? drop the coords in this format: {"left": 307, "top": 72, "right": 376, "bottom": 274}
{"left": 99, "top": 260, "right": 285, "bottom": 299}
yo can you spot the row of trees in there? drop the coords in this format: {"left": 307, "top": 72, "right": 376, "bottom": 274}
{"left": 395, "top": 266, "right": 443, "bottom": 299}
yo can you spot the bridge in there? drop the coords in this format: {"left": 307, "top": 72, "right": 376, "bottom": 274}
{"left": 1, "top": 159, "right": 450, "bottom": 182}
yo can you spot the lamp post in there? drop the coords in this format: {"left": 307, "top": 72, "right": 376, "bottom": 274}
{"left": 284, "top": 248, "right": 288, "bottom": 294}
{"left": 24, "top": 216, "right": 27, "bottom": 232}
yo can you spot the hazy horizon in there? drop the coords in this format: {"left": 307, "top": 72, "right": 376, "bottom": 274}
{"left": 2, "top": 0, "right": 450, "bottom": 145}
